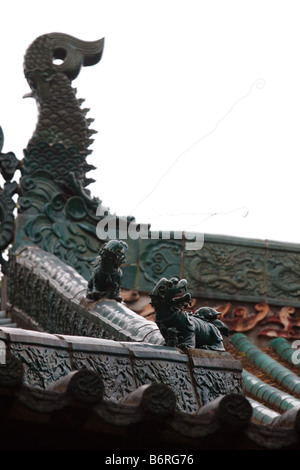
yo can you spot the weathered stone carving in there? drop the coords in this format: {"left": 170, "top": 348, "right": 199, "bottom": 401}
{"left": 72, "top": 352, "right": 135, "bottom": 402}
{"left": 12, "top": 33, "right": 110, "bottom": 279}
{"left": 140, "top": 241, "right": 182, "bottom": 284}
{"left": 183, "top": 243, "right": 266, "bottom": 298}
{"left": 193, "top": 367, "right": 244, "bottom": 406}
{"left": 181, "top": 238, "right": 300, "bottom": 307}
{"left": 0, "top": 127, "right": 21, "bottom": 182}
{"left": 133, "top": 358, "right": 198, "bottom": 413}
{"left": 0, "top": 181, "right": 18, "bottom": 273}
{"left": 86, "top": 240, "right": 128, "bottom": 301}
{"left": 0, "top": 127, "right": 21, "bottom": 273}
{"left": 150, "top": 277, "right": 228, "bottom": 351}
{"left": 9, "top": 343, "right": 72, "bottom": 389}
{"left": 50, "top": 369, "right": 105, "bottom": 404}
{"left": 23, "top": 32, "right": 104, "bottom": 158}
{"left": 268, "top": 251, "right": 300, "bottom": 299}
{"left": 17, "top": 169, "right": 103, "bottom": 278}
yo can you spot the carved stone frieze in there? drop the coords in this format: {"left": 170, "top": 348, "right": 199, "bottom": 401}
{"left": 139, "top": 241, "right": 182, "bottom": 287}
{"left": 133, "top": 359, "right": 198, "bottom": 413}
{"left": 188, "top": 350, "right": 244, "bottom": 406}
{"left": 183, "top": 242, "right": 266, "bottom": 299}
{"left": 71, "top": 352, "right": 136, "bottom": 402}
{"left": 180, "top": 237, "right": 300, "bottom": 307}
{"left": 9, "top": 343, "right": 71, "bottom": 389}
{"left": 267, "top": 251, "right": 300, "bottom": 299}
{"left": 192, "top": 367, "right": 244, "bottom": 406}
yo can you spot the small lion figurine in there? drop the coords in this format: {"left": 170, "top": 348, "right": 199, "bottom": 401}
{"left": 86, "top": 240, "right": 128, "bottom": 302}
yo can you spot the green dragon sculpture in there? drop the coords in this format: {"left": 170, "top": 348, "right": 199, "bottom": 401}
{"left": 22, "top": 32, "right": 104, "bottom": 186}
{"left": 1, "top": 32, "right": 110, "bottom": 278}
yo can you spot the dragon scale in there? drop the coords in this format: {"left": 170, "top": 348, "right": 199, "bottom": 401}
{"left": 5, "top": 32, "right": 107, "bottom": 277}
{"left": 23, "top": 32, "right": 104, "bottom": 186}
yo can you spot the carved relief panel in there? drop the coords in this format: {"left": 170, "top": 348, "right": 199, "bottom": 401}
{"left": 71, "top": 352, "right": 136, "bottom": 402}
{"left": 133, "top": 359, "right": 198, "bottom": 413}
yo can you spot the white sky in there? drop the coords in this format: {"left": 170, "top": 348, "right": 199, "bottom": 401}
{"left": 1, "top": 1, "right": 300, "bottom": 245}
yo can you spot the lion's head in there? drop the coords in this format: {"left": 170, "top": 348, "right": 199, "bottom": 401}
{"left": 150, "top": 277, "right": 191, "bottom": 310}
{"left": 98, "top": 240, "right": 128, "bottom": 267}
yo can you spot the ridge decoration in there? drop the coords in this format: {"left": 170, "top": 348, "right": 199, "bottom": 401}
{"left": 1, "top": 32, "right": 126, "bottom": 279}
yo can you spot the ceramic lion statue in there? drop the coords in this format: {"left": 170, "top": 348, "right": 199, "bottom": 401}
{"left": 150, "top": 277, "right": 229, "bottom": 351}
{"left": 86, "top": 240, "right": 128, "bottom": 302}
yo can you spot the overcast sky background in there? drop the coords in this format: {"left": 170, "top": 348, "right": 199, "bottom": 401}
{"left": 1, "top": 1, "right": 300, "bottom": 245}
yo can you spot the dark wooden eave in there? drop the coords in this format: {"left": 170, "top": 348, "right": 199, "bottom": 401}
{"left": 0, "top": 341, "right": 300, "bottom": 450}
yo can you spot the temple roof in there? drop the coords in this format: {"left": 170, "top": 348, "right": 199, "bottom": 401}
{"left": 1, "top": 244, "right": 300, "bottom": 449}
{"left": 0, "top": 325, "right": 299, "bottom": 450}
{"left": 1, "top": 32, "right": 300, "bottom": 451}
